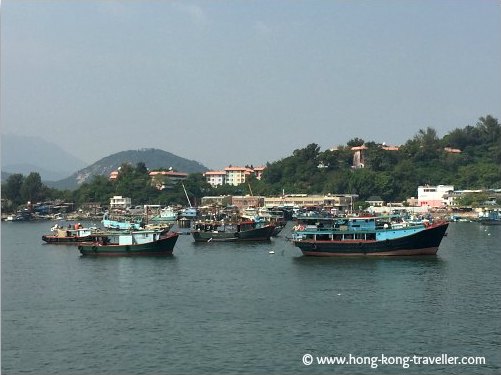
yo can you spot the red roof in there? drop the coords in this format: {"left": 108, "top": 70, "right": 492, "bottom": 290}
{"left": 204, "top": 171, "right": 226, "bottom": 175}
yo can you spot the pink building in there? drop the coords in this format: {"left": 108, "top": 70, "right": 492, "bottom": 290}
{"left": 417, "top": 185, "right": 454, "bottom": 207}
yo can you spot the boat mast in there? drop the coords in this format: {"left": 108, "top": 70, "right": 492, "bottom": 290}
{"left": 182, "top": 183, "right": 192, "bottom": 207}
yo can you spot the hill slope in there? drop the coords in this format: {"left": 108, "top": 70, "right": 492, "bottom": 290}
{"left": 1, "top": 134, "right": 87, "bottom": 180}
{"left": 51, "top": 148, "right": 208, "bottom": 189}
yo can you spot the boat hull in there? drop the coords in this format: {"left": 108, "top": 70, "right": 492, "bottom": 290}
{"left": 294, "top": 222, "right": 449, "bottom": 256}
{"left": 42, "top": 235, "right": 96, "bottom": 244}
{"left": 78, "top": 232, "right": 179, "bottom": 256}
{"left": 192, "top": 225, "right": 275, "bottom": 242}
{"left": 479, "top": 219, "right": 501, "bottom": 225}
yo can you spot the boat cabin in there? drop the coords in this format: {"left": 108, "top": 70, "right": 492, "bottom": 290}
{"left": 97, "top": 230, "right": 163, "bottom": 246}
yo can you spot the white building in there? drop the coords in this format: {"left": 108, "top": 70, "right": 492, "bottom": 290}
{"left": 204, "top": 170, "right": 226, "bottom": 187}
{"left": 109, "top": 196, "right": 131, "bottom": 209}
{"left": 224, "top": 166, "right": 253, "bottom": 186}
{"left": 204, "top": 166, "right": 266, "bottom": 187}
{"left": 417, "top": 185, "right": 454, "bottom": 208}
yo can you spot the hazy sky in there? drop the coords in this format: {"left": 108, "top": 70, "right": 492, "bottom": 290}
{"left": 2, "top": 1, "right": 500, "bottom": 170}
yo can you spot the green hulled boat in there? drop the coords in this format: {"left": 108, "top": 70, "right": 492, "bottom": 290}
{"left": 191, "top": 220, "right": 275, "bottom": 242}
{"left": 78, "top": 230, "right": 179, "bottom": 256}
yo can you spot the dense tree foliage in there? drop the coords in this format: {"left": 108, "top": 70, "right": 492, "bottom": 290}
{"left": 2, "top": 115, "right": 500, "bottom": 211}
{"left": 258, "top": 115, "right": 500, "bottom": 200}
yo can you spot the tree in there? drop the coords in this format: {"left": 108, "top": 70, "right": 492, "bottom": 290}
{"left": 135, "top": 162, "right": 149, "bottom": 175}
{"left": 292, "top": 143, "right": 320, "bottom": 161}
{"left": 476, "top": 115, "right": 501, "bottom": 145}
{"left": 2, "top": 174, "right": 24, "bottom": 206}
{"left": 20, "top": 172, "right": 44, "bottom": 203}
{"left": 347, "top": 138, "right": 365, "bottom": 147}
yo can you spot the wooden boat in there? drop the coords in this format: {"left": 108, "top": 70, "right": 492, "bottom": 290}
{"left": 292, "top": 215, "right": 449, "bottom": 256}
{"left": 191, "top": 220, "right": 276, "bottom": 242}
{"left": 42, "top": 225, "right": 97, "bottom": 244}
{"left": 78, "top": 230, "right": 179, "bottom": 256}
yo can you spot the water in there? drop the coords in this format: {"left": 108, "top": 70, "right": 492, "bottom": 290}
{"left": 2, "top": 221, "right": 500, "bottom": 374}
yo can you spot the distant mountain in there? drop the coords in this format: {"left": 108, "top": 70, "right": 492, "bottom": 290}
{"left": 50, "top": 148, "right": 208, "bottom": 189}
{"left": 1, "top": 134, "right": 87, "bottom": 180}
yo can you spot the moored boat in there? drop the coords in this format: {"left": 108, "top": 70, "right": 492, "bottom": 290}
{"left": 179, "top": 207, "right": 198, "bottom": 219}
{"left": 78, "top": 230, "right": 179, "bottom": 256}
{"left": 101, "top": 212, "right": 143, "bottom": 230}
{"left": 42, "top": 224, "right": 97, "bottom": 244}
{"left": 478, "top": 209, "right": 501, "bottom": 225}
{"left": 150, "top": 206, "right": 178, "bottom": 222}
{"left": 191, "top": 220, "right": 275, "bottom": 242}
{"left": 292, "top": 215, "right": 449, "bottom": 256}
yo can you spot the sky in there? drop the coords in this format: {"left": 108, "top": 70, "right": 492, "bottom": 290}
{"left": 1, "top": 0, "right": 501, "bottom": 170}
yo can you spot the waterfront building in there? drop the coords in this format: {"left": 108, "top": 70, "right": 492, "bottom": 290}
{"left": 200, "top": 195, "right": 233, "bottom": 207}
{"left": 109, "top": 196, "right": 131, "bottom": 210}
{"left": 417, "top": 185, "right": 454, "bottom": 207}
{"left": 366, "top": 196, "right": 384, "bottom": 207}
{"left": 231, "top": 196, "right": 265, "bottom": 210}
{"left": 264, "top": 194, "right": 355, "bottom": 212}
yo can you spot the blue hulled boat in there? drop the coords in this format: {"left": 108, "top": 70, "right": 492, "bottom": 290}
{"left": 292, "top": 215, "right": 449, "bottom": 256}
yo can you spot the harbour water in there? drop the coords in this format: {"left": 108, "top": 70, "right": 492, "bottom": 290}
{"left": 1, "top": 221, "right": 500, "bottom": 374}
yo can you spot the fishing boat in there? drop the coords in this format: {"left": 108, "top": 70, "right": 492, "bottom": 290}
{"left": 251, "top": 215, "right": 285, "bottom": 237}
{"left": 292, "top": 215, "right": 449, "bottom": 256}
{"left": 150, "top": 206, "right": 178, "bottom": 223}
{"left": 179, "top": 207, "right": 198, "bottom": 219}
{"left": 101, "top": 212, "right": 143, "bottom": 230}
{"left": 179, "top": 183, "right": 198, "bottom": 219}
{"left": 478, "top": 209, "right": 501, "bottom": 225}
{"left": 191, "top": 220, "right": 276, "bottom": 242}
{"left": 78, "top": 230, "right": 179, "bottom": 256}
{"left": 42, "top": 224, "right": 97, "bottom": 244}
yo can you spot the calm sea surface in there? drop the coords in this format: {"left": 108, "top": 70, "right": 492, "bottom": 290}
{"left": 1, "top": 221, "right": 500, "bottom": 375}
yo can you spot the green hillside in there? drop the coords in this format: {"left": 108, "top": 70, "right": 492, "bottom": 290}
{"left": 51, "top": 148, "right": 208, "bottom": 190}
{"left": 253, "top": 115, "right": 501, "bottom": 201}
{"left": 2, "top": 116, "right": 500, "bottom": 211}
